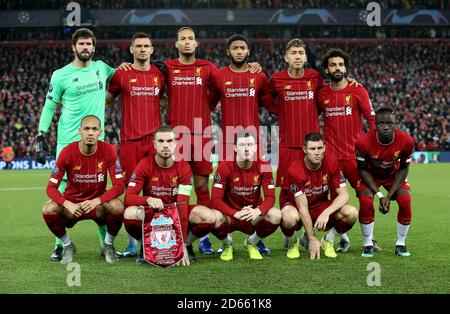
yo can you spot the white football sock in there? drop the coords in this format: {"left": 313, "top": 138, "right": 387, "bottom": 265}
{"left": 60, "top": 233, "right": 72, "bottom": 247}
{"left": 339, "top": 232, "right": 350, "bottom": 243}
{"left": 200, "top": 234, "right": 210, "bottom": 241}
{"left": 127, "top": 233, "right": 138, "bottom": 247}
{"left": 105, "top": 232, "right": 115, "bottom": 245}
{"left": 247, "top": 232, "right": 261, "bottom": 245}
{"left": 325, "top": 227, "right": 338, "bottom": 242}
{"left": 186, "top": 230, "right": 198, "bottom": 246}
{"left": 396, "top": 223, "right": 410, "bottom": 246}
{"left": 360, "top": 222, "right": 374, "bottom": 247}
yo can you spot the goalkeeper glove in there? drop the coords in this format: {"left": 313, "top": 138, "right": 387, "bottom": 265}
{"left": 35, "top": 131, "right": 49, "bottom": 165}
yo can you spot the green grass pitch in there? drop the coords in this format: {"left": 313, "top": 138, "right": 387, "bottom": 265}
{"left": 0, "top": 164, "right": 449, "bottom": 294}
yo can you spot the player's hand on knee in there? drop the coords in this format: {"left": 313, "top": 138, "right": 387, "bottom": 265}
{"left": 80, "top": 198, "right": 101, "bottom": 213}
{"left": 235, "top": 208, "right": 250, "bottom": 220}
{"left": 314, "top": 214, "right": 329, "bottom": 231}
{"left": 64, "top": 201, "right": 82, "bottom": 218}
{"left": 35, "top": 131, "right": 49, "bottom": 165}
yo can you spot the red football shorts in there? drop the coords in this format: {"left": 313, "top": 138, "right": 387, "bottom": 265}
{"left": 276, "top": 147, "right": 304, "bottom": 187}
{"left": 176, "top": 134, "right": 212, "bottom": 176}
{"left": 120, "top": 134, "right": 155, "bottom": 184}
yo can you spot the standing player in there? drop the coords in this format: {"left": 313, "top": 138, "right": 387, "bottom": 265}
{"left": 317, "top": 48, "right": 376, "bottom": 253}
{"left": 162, "top": 27, "right": 217, "bottom": 255}
{"left": 35, "top": 28, "right": 117, "bottom": 261}
{"left": 209, "top": 131, "right": 281, "bottom": 261}
{"left": 268, "top": 39, "right": 323, "bottom": 249}
{"left": 106, "top": 32, "right": 165, "bottom": 257}
{"left": 355, "top": 107, "right": 415, "bottom": 257}
{"left": 209, "top": 34, "right": 273, "bottom": 161}
{"left": 280, "top": 132, "right": 358, "bottom": 259}
{"left": 41, "top": 115, "right": 125, "bottom": 264}
{"left": 209, "top": 34, "right": 273, "bottom": 254}
{"left": 269, "top": 39, "right": 358, "bottom": 250}
{"left": 122, "top": 125, "right": 209, "bottom": 266}
{"left": 162, "top": 28, "right": 262, "bottom": 255}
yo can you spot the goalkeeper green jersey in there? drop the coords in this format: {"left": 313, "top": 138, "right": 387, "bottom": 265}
{"left": 38, "top": 60, "right": 115, "bottom": 146}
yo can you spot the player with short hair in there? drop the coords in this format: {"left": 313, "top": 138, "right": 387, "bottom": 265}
{"left": 280, "top": 132, "right": 358, "bottom": 259}
{"left": 318, "top": 48, "right": 376, "bottom": 253}
{"left": 36, "top": 28, "right": 117, "bottom": 261}
{"left": 122, "top": 125, "right": 204, "bottom": 266}
{"left": 208, "top": 131, "right": 280, "bottom": 261}
{"left": 41, "top": 115, "right": 125, "bottom": 265}
{"left": 106, "top": 32, "right": 165, "bottom": 257}
{"left": 160, "top": 27, "right": 218, "bottom": 255}
{"left": 270, "top": 39, "right": 359, "bottom": 252}
{"left": 355, "top": 107, "right": 415, "bottom": 257}
{"left": 208, "top": 34, "right": 273, "bottom": 254}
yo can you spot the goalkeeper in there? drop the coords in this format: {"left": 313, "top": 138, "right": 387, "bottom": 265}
{"left": 36, "top": 28, "right": 117, "bottom": 261}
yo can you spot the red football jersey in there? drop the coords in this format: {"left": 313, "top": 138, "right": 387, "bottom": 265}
{"left": 107, "top": 66, "right": 165, "bottom": 142}
{"left": 210, "top": 67, "right": 272, "bottom": 144}
{"left": 47, "top": 141, "right": 125, "bottom": 205}
{"left": 124, "top": 155, "right": 193, "bottom": 206}
{"left": 318, "top": 83, "right": 375, "bottom": 160}
{"left": 211, "top": 159, "right": 275, "bottom": 217}
{"left": 285, "top": 152, "right": 346, "bottom": 208}
{"left": 355, "top": 129, "right": 415, "bottom": 180}
{"left": 164, "top": 59, "right": 217, "bottom": 134}
{"left": 269, "top": 68, "right": 324, "bottom": 148}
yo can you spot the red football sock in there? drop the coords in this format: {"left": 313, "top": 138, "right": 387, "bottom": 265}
{"left": 124, "top": 218, "right": 142, "bottom": 240}
{"left": 358, "top": 195, "right": 375, "bottom": 224}
{"left": 195, "top": 188, "right": 211, "bottom": 207}
{"left": 396, "top": 193, "right": 412, "bottom": 225}
{"left": 280, "top": 224, "right": 296, "bottom": 237}
{"left": 256, "top": 219, "right": 279, "bottom": 238}
{"left": 335, "top": 219, "right": 354, "bottom": 234}
{"left": 212, "top": 223, "right": 228, "bottom": 240}
{"left": 106, "top": 212, "right": 123, "bottom": 236}
{"left": 191, "top": 222, "right": 215, "bottom": 238}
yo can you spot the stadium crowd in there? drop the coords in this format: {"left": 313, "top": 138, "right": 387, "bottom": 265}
{"left": 0, "top": 40, "right": 448, "bottom": 157}
{"left": 2, "top": 26, "right": 449, "bottom": 41}
{"left": 1, "top": 0, "right": 448, "bottom": 9}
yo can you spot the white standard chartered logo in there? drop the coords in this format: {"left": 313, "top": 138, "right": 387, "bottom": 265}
{"left": 155, "top": 87, "right": 160, "bottom": 95}
{"left": 196, "top": 77, "right": 202, "bottom": 85}
{"left": 308, "top": 91, "right": 314, "bottom": 99}
{"left": 346, "top": 107, "right": 352, "bottom": 115}
{"left": 97, "top": 173, "right": 104, "bottom": 182}
{"left": 249, "top": 88, "right": 255, "bottom": 97}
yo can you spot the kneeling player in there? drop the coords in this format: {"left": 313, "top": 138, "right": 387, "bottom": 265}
{"left": 280, "top": 132, "right": 358, "bottom": 259}
{"left": 123, "top": 125, "right": 205, "bottom": 266}
{"left": 208, "top": 131, "right": 281, "bottom": 261}
{"left": 42, "top": 115, "right": 125, "bottom": 264}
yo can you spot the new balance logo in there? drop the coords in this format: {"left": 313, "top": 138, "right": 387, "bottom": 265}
{"left": 72, "top": 78, "right": 78, "bottom": 82}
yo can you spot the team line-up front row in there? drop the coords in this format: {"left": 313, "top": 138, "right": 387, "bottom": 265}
{"left": 41, "top": 107, "right": 414, "bottom": 266}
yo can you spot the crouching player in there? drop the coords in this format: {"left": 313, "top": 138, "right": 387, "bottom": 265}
{"left": 356, "top": 107, "right": 415, "bottom": 257}
{"left": 280, "top": 132, "right": 358, "bottom": 259}
{"left": 122, "top": 125, "right": 210, "bottom": 266}
{"left": 42, "top": 115, "right": 125, "bottom": 264}
{"left": 208, "top": 131, "right": 281, "bottom": 261}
